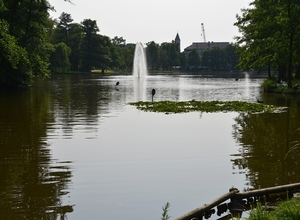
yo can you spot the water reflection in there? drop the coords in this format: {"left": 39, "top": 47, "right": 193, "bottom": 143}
{"left": 2, "top": 73, "right": 300, "bottom": 220}
{"left": 231, "top": 104, "right": 300, "bottom": 189}
{"left": 0, "top": 88, "right": 73, "bottom": 219}
{"left": 133, "top": 76, "right": 147, "bottom": 101}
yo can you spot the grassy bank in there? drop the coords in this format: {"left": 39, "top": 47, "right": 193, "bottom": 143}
{"left": 50, "top": 69, "right": 131, "bottom": 75}
{"left": 247, "top": 197, "right": 300, "bottom": 220}
{"left": 262, "top": 78, "right": 300, "bottom": 95}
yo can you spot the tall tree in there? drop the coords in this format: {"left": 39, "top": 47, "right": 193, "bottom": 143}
{"left": 224, "top": 44, "right": 239, "bottom": 70}
{"left": 235, "top": 0, "right": 300, "bottom": 86}
{"left": 97, "top": 34, "right": 112, "bottom": 73}
{"left": 110, "top": 36, "right": 127, "bottom": 71}
{"left": 187, "top": 49, "right": 201, "bottom": 70}
{"left": 49, "top": 42, "right": 71, "bottom": 73}
{"left": 209, "top": 47, "right": 226, "bottom": 69}
{"left": 68, "top": 23, "right": 83, "bottom": 71}
{"left": 111, "top": 36, "right": 126, "bottom": 47}
{"left": 53, "top": 12, "right": 73, "bottom": 45}
{"left": 179, "top": 52, "right": 187, "bottom": 70}
{"left": 201, "top": 50, "right": 210, "bottom": 70}
{"left": 80, "top": 19, "right": 100, "bottom": 72}
{"left": 120, "top": 45, "right": 135, "bottom": 72}
{"left": 159, "top": 42, "right": 180, "bottom": 70}
{"left": 146, "top": 41, "right": 159, "bottom": 70}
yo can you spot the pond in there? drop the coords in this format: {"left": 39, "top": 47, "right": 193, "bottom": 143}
{"left": 1, "top": 72, "right": 300, "bottom": 220}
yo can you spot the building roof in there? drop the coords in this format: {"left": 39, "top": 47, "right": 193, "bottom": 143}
{"left": 184, "top": 41, "right": 229, "bottom": 52}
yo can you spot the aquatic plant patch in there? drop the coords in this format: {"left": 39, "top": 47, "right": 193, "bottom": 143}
{"left": 129, "top": 100, "right": 285, "bottom": 114}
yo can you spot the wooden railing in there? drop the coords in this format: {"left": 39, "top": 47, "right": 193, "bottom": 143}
{"left": 174, "top": 182, "right": 300, "bottom": 220}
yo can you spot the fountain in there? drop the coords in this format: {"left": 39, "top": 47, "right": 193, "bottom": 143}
{"left": 133, "top": 42, "right": 148, "bottom": 77}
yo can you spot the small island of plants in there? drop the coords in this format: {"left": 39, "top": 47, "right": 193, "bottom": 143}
{"left": 129, "top": 100, "right": 284, "bottom": 114}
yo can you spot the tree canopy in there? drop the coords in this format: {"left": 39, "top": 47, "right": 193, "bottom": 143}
{"left": 234, "top": 0, "right": 300, "bottom": 87}
{"left": 0, "top": 0, "right": 53, "bottom": 87}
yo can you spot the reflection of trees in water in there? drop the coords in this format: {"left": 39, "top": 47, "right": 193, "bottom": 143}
{"left": 48, "top": 74, "right": 124, "bottom": 138}
{"left": 0, "top": 88, "right": 73, "bottom": 219}
{"left": 231, "top": 108, "right": 300, "bottom": 190}
{"left": 0, "top": 74, "right": 127, "bottom": 219}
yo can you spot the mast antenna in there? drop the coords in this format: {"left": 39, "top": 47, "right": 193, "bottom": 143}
{"left": 201, "top": 23, "right": 206, "bottom": 42}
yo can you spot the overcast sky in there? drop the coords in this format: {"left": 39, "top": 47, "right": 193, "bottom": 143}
{"left": 49, "top": 0, "right": 251, "bottom": 51}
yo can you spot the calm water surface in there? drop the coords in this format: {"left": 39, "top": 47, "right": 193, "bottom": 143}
{"left": 1, "top": 73, "right": 300, "bottom": 220}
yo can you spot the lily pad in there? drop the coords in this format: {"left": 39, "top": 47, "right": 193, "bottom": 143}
{"left": 129, "top": 100, "right": 285, "bottom": 114}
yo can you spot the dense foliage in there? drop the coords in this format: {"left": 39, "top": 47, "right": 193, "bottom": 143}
{"left": 0, "top": 0, "right": 53, "bottom": 87}
{"left": 234, "top": 0, "right": 300, "bottom": 87}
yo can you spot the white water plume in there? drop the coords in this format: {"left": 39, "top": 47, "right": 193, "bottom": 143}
{"left": 133, "top": 42, "right": 148, "bottom": 77}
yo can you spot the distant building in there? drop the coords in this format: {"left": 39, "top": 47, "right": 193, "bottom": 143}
{"left": 184, "top": 41, "right": 229, "bottom": 54}
{"left": 174, "top": 33, "right": 181, "bottom": 52}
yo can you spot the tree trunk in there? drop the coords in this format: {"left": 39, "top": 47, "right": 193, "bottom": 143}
{"left": 295, "top": 63, "right": 300, "bottom": 79}
{"left": 287, "top": 1, "right": 294, "bottom": 88}
{"left": 278, "top": 64, "right": 287, "bottom": 82}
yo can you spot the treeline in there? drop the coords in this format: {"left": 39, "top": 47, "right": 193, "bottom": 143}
{"left": 0, "top": 0, "right": 240, "bottom": 87}
{"left": 50, "top": 12, "right": 134, "bottom": 73}
{"left": 146, "top": 41, "right": 239, "bottom": 71}
{"left": 3, "top": 0, "right": 300, "bottom": 88}
{"left": 50, "top": 12, "right": 239, "bottom": 73}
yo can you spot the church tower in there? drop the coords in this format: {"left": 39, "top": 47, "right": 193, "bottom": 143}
{"left": 175, "top": 33, "right": 181, "bottom": 52}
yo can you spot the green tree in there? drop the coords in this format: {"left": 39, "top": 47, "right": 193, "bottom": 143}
{"left": 120, "top": 45, "right": 135, "bottom": 72}
{"left": 0, "top": 3, "right": 29, "bottom": 85}
{"left": 51, "top": 13, "right": 83, "bottom": 71}
{"left": 224, "top": 44, "right": 239, "bottom": 70}
{"left": 210, "top": 47, "right": 226, "bottom": 70}
{"left": 110, "top": 36, "right": 127, "bottom": 71}
{"left": 235, "top": 0, "right": 300, "bottom": 86}
{"left": 111, "top": 36, "right": 126, "bottom": 47}
{"left": 52, "top": 12, "right": 73, "bottom": 45}
{"left": 146, "top": 41, "right": 160, "bottom": 70}
{"left": 58, "top": 12, "right": 73, "bottom": 44}
{"left": 49, "top": 42, "right": 71, "bottom": 73}
{"left": 68, "top": 23, "right": 83, "bottom": 71}
{"left": 187, "top": 49, "right": 201, "bottom": 70}
{"left": 179, "top": 52, "right": 187, "bottom": 70}
{"left": 97, "top": 34, "right": 112, "bottom": 73}
{"left": 169, "top": 41, "right": 180, "bottom": 69}
{"left": 159, "top": 42, "right": 180, "bottom": 70}
{"left": 0, "top": 0, "right": 53, "bottom": 87}
{"left": 201, "top": 49, "right": 210, "bottom": 69}
{"left": 80, "top": 19, "right": 100, "bottom": 72}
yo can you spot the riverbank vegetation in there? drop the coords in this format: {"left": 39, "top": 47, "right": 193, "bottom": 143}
{"left": 262, "top": 78, "right": 300, "bottom": 94}
{"left": 129, "top": 100, "right": 284, "bottom": 114}
{"left": 246, "top": 198, "right": 300, "bottom": 220}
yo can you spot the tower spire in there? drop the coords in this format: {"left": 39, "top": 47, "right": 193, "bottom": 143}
{"left": 175, "top": 32, "right": 181, "bottom": 52}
